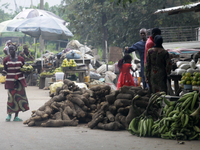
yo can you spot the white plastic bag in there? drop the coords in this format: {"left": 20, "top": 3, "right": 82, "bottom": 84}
{"left": 190, "top": 60, "right": 196, "bottom": 69}
{"left": 175, "top": 68, "right": 186, "bottom": 75}
{"left": 176, "top": 61, "right": 189, "bottom": 68}
{"left": 179, "top": 64, "right": 190, "bottom": 70}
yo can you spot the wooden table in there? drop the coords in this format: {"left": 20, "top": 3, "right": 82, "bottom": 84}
{"left": 167, "top": 74, "right": 182, "bottom": 96}
{"left": 74, "top": 59, "right": 91, "bottom": 76}
{"left": 63, "top": 69, "right": 87, "bottom": 82}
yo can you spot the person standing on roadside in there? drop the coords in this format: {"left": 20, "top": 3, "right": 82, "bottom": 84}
{"left": 2, "top": 44, "right": 29, "bottom": 122}
{"left": 3, "top": 40, "right": 12, "bottom": 55}
{"left": 145, "top": 35, "right": 172, "bottom": 93}
{"left": 125, "top": 28, "right": 147, "bottom": 89}
{"left": 144, "top": 28, "right": 161, "bottom": 64}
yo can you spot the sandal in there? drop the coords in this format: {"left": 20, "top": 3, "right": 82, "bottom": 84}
{"left": 13, "top": 117, "right": 23, "bottom": 122}
{"left": 6, "top": 115, "right": 11, "bottom": 122}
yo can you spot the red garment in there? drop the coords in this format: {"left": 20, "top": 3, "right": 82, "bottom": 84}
{"left": 144, "top": 36, "right": 155, "bottom": 64}
{"left": 3, "top": 56, "right": 27, "bottom": 89}
{"left": 117, "top": 63, "right": 135, "bottom": 90}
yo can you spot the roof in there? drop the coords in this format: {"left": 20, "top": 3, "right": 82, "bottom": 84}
{"left": 163, "top": 41, "right": 200, "bottom": 49}
{"left": 154, "top": 2, "right": 200, "bottom": 15}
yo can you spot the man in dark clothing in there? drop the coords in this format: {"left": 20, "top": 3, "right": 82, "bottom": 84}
{"left": 125, "top": 28, "right": 147, "bottom": 89}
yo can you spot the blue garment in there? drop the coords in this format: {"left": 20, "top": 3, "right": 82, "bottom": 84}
{"left": 127, "top": 40, "right": 147, "bottom": 89}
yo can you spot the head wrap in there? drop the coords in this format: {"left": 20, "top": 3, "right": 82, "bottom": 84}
{"left": 9, "top": 44, "right": 16, "bottom": 51}
{"left": 154, "top": 35, "right": 163, "bottom": 48}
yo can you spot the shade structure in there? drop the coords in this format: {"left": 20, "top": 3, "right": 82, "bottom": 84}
{"left": 0, "top": 19, "right": 25, "bottom": 37}
{"left": 7, "top": 16, "right": 73, "bottom": 40}
{"left": 14, "top": 9, "right": 66, "bottom": 25}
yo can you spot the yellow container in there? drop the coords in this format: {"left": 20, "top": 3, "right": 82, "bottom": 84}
{"left": 84, "top": 76, "right": 90, "bottom": 83}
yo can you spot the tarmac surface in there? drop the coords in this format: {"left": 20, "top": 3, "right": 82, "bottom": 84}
{"left": 0, "top": 84, "right": 200, "bottom": 150}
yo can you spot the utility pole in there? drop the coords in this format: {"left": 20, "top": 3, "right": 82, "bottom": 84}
{"left": 14, "top": 0, "right": 19, "bottom": 12}
{"left": 31, "top": 0, "right": 33, "bottom": 8}
{"left": 40, "top": 0, "right": 44, "bottom": 69}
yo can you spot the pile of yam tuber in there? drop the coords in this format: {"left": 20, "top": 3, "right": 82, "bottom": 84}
{"left": 88, "top": 86, "right": 152, "bottom": 130}
{"left": 23, "top": 79, "right": 111, "bottom": 127}
{"left": 24, "top": 79, "right": 160, "bottom": 130}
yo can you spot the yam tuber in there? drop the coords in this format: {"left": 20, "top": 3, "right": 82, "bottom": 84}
{"left": 116, "top": 93, "right": 132, "bottom": 100}
{"left": 88, "top": 114, "right": 104, "bottom": 129}
{"left": 105, "top": 94, "right": 116, "bottom": 104}
{"left": 74, "top": 104, "right": 86, "bottom": 118}
{"left": 41, "top": 120, "right": 64, "bottom": 127}
{"left": 114, "top": 99, "right": 131, "bottom": 108}
{"left": 106, "top": 111, "right": 115, "bottom": 122}
{"left": 108, "top": 105, "right": 117, "bottom": 115}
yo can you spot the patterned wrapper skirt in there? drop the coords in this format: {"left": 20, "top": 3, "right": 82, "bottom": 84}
{"left": 7, "top": 80, "right": 29, "bottom": 114}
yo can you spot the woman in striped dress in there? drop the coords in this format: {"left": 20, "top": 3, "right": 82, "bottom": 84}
{"left": 3, "top": 44, "right": 29, "bottom": 121}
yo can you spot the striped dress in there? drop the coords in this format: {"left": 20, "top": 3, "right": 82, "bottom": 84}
{"left": 3, "top": 56, "right": 29, "bottom": 114}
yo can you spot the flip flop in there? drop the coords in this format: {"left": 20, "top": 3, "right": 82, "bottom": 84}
{"left": 6, "top": 115, "right": 11, "bottom": 122}
{"left": 13, "top": 117, "right": 23, "bottom": 122}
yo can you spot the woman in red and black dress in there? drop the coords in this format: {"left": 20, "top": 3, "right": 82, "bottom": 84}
{"left": 117, "top": 54, "right": 137, "bottom": 90}
{"left": 3, "top": 44, "right": 29, "bottom": 121}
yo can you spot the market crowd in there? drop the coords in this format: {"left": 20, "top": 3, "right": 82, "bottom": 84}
{"left": 118, "top": 28, "right": 172, "bottom": 93}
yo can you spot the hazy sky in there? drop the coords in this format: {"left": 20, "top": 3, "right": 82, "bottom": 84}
{"left": 0, "top": 0, "right": 63, "bottom": 13}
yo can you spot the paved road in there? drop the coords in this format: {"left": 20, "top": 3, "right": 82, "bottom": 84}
{"left": 0, "top": 84, "right": 200, "bottom": 150}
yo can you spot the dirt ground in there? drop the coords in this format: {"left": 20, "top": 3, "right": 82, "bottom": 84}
{"left": 0, "top": 84, "right": 199, "bottom": 150}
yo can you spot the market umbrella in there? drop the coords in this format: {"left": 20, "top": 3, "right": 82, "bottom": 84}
{"left": 0, "top": 19, "right": 25, "bottom": 37}
{"left": 7, "top": 16, "right": 73, "bottom": 40}
{"left": 13, "top": 9, "right": 66, "bottom": 25}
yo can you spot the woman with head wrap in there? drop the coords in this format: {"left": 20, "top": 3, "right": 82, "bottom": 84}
{"left": 2, "top": 44, "right": 29, "bottom": 122}
{"left": 144, "top": 35, "right": 172, "bottom": 93}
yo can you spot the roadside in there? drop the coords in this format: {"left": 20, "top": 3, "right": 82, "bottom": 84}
{"left": 0, "top": 84, "right": 199, "bottom": 150}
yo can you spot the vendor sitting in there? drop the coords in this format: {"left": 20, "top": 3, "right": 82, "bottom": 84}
{"left": 19, "top": 45, "right": 34, "bottom": 62}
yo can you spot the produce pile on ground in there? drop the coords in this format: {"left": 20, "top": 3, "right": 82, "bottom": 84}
{"left": 87, "top": 86, "right": 159, "bottom": 131}
{"left": 40, "top": 71, "right": 55, "bottom": 77}
{"left": 128, "top": 91, "right": 200, "bottom": 140}
{"left": 23, "top": 79, "right": 111, "bottom": 127}
{"left": 0, "top": 75, "right": 6, "bottom": 83}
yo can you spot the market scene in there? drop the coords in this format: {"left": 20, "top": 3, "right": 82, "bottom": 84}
{"left": 0, "top": 0, "right": 200, "bottom": 150}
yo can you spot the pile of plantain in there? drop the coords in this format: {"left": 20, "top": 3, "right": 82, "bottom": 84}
{"left": 20, "top": 64, "right": 33, "bottom": 73}
{"left": 129, "top": 91, "right": 200, "bottom": 140}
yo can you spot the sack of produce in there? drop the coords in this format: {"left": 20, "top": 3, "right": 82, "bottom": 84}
{"left": 179, "top": 64, "right": 190, "bottom": 70}
{"left": 174, "top": 68, "right": 186, "bottom": 75}
{"left": 190, "top": 60, "right": 196, "bottom": 69}
{"left": 176, "top": 61, "right": 189, "bottom": 68}
{"left": 186, "top": 68, "right": 195, "bottom": 75}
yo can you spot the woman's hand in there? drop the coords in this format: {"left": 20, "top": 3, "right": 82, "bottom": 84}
{"left": 145, "top": 77, "right": 148, "bottom": 83}
{"left": 2, "top": 70, "right": 7, "bottom": 76}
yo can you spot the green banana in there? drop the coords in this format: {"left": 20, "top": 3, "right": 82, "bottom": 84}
{"left": 128, "top": 118, "right": 140, "bottom": 134}
{"left": 193, "top": 126, "right": 200, "bottom": 133}
{"left": 181, "top": 113, "right": 185, "bottom": 126}
{"left": 165, "top": 106, "right": 174, "bottom": 117}
{"left": 163, "top": 97, "right": 176, "bottom": 106}
{"left": 139, "top": 119, "right": 144, "bottom": 137}
{"left": 178, "top": 91, "right": 195, "bottom": 102}
{"left": 190, "top": 102, "right": 200, "bottom": 117}
{"left": 190, "top": 92, "right": 198, "bottom": 110}
{"left": 168, "top": 110, "right": 179, "bottom": 117}
{"left": 189, "top": 133, "right": 199, "bottom": 140}
{"left": 148, "top": 118, "right": 153, "bottom": 136}
{"left": 183, "top": 114, "right": 189, "bottom": 127}
{"left": 181, "top": 96, "right": 193, "bottom": 109}
{"left": 144, "top": 118, "right": 148, "bottom": 136}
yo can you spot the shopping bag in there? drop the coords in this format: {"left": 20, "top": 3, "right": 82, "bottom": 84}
{"left": 132, "top": 73, "right": 141, "bottom": 87}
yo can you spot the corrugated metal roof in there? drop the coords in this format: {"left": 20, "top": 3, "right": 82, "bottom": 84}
{"left": 154, "top": 2, "right": 200, "bottom": 15}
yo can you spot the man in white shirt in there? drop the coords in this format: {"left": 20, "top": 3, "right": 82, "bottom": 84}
{"left": 3, "top": 40, "right": 12, "bottom": 55}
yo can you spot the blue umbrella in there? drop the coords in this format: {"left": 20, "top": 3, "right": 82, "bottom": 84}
{"left": 7, "top": 16, "right": 73, "bottom": 40}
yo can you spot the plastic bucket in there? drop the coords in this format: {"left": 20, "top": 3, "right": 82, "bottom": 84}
{"left": 55, "top": 72, "right": 64, "bottom": 82}
{"left": 84, "top": 76, "right": 90, "bottom": 83}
